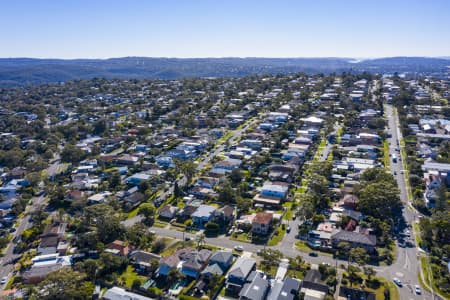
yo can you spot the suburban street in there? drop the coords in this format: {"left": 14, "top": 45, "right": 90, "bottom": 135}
{"left": 0, "top": 194, "right": 47, "bottom": 288}
{"left": 381, "top": 104, "right": 436, "bottom": 300}
{"left": 0, "top": 155, "right": 62, "bottom": 289}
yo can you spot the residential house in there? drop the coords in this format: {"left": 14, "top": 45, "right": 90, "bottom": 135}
{"left": 331, "top": 230, "right": 377, "bottom": 253}
{"left": 115, "top": 154, "right": 139, "bottom": 166}
{"left": 267, "top": 277, "right": 301, "bottom": 300}
{"left": 88, "top": 191, "right": 112, "bottom": 205}
{"left": 240, "top": 139, "right": 262, "bottom": 151}
{"left": 105, "top": 240, "right": 133, "bottom": 256}
{"left": 239, "top": 272, "right": 270, "bottom": 300}
{"left": 338, "top": 286, "right": 376, "bottom": 300}
{"left": 201, "top": 263, "right": 225, "bottom": 279}
{"left": 159, "top": 205, "right": 179, "bottom": 220}
{"left": 301, "top": 116, "right": 324, "bottom": 127}
{"left": 252, "top": 212, "right": 273, "bottom": 235}
{"left": 191, "top": 205, "right": 217, "bottom": 226}
{"left": 129, "top": 250, "right": 161, "bottom": 274}
{"left": 126, "top": 173, "right": 151, "bottom": 186}
{"left": 268, "top": 164, "right": 297, "bottom": 182}
{"left": 217, "top": 205, "right": 235, "bottom": 224}
{"left": 253, "top": 182, "right": 289, "bottom": 207}
{"left": 157, "top": 254, "right": 180, "bottom": 276}
{"left": 23, "top": 254, "right": 72, "bottom": 284}
{"left": 301, "top": 269, "right": 329, "bottom": 300}
{"left": 38, "top": 223, "right": 67, "bottom": 255}
{"left": 226, "top": 257, "right": 257, "bottom": 293}
{"left": 208, "top": 251, "right": 234, "bottom": 271}
{"left": 103, "top": 286, "right": 154, "bottom": 300}
{"left": 180, "top": 249, "right": 212, "bottom": 278}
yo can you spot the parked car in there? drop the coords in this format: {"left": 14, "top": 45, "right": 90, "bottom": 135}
{"left": 309, "top": 252, "right": 318, "bottom": 257}
{"left": 393, "top": 277, "right": 403, "bottom": 287}
{"left": 0, "top": 277, "right": 7, "bottom": 285}
{"left": 286, "top": 226, "right": 291, "bottom": 233}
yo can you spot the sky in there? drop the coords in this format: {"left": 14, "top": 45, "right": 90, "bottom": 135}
{"left": 0, "top": 0, "right": 449, "bottom": 59}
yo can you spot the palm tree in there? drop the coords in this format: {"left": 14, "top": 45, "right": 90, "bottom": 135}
{"left": 196, "top": 233, "right": 205, "bottom": 250}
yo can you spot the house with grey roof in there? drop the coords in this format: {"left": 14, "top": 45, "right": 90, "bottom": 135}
{"left": 180, "top": 249, "right": 212, "bottom": 278}
{"left": 301, "top": 269, "right": 329, "bottom": 299}
{"left": 267, "top": 277, "right": 301, "bottom": 300}
{"left": 226, "top": 257, "right": 256, "bottom": 293}
{"left": 191, "top": 205, "right": 217, "bottom": 226}
{"left": 208, "top": 251, "right": 234, "bottom": 271}
{"left": 331, "top": 230, "right": 377, "bottom": 253}
{"left": 238, "top": 272, "right": 270, "bottom": 300}
{"left": 129, "top": 250, "right": 161, "bottom": 273}
{"left": 201, "top": 263, "right": 224, "bottom": 279}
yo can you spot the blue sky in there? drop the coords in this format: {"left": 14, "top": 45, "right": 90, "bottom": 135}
{"left": 0, "top": 0, "right": 449, "bottom": 58}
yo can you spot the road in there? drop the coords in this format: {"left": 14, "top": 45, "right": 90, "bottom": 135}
{"left": 0, "top": 195, "right": 47, "bottom": 288}
{"left": 0, "top": 155, "right": 62, "bottom": 289}
{"left": 382, "top": 104, "right": 435, "bottom": 300}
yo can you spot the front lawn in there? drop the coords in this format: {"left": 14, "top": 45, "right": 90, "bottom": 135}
{"left": 268, "top": 226, "right": 286, "bottom": 246}
{"left": 120, "top": 265, "right": 147, "bottom": 289}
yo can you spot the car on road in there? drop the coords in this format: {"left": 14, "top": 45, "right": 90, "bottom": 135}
{"left": 415, "top": 285, "right": 421, "bottom": 294}
{"left": 234, "top": 245, "right": 244, "bottom": 252}
{"left": 0, "top": 277, "right": 7, "bottom": 284}
{"left": 308, "top": 252, "right": 318, "bottom": 257}
{"left": 286, "top": 226, "right": 291, "bottom": 233}
{"left": 393, "top": 277, "right": 403, "bottom": 287}
{"left": 393, "top": 171, "right": 397, "bottom": 175}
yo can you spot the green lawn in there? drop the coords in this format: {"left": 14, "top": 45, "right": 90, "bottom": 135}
{"left": 127, "top": 206, "right": 141, "bottom": 218}
{"left": 294, "top": 241, "right": 333, "bottom": 257}
{"left": 268, "top": 226, "right": 286, "bottom": 246}
{"left": 375, "top": 277, "right": 400, "bottom": 300}
{"left": 120, "top": 265, "right": 147, "bottom": 289}
{"left": 383, "top": 140, "right": 390, "bottom": 170}
{"left": 413, "top": 223, "right": 422, "bottom": 245}
{"left": 230, "top": 232, "right": 252, "bottom": 243}
{"left": 258, "top": 263, "right": 278, "bottom": 277}
{"left": 419, "top": 256, "right": 450, "bottom": 299}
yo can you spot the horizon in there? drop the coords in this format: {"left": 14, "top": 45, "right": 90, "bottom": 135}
{"left": 1, "top": 55, "right": 449, "bottom": 61}
{"left": 1, "top": 0, "right": 449, "bottom": 58}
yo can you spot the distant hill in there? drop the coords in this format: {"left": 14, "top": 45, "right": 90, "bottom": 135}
{"left": 0, "top": 56, "right": 448, "bottom": 87}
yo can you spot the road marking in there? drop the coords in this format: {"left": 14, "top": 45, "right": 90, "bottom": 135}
{"left": 404, "top": 251, "right": 410, "bottom": 269}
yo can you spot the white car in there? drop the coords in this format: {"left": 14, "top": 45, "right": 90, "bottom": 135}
{"left": 393, "top": 277, "right": 403, "bottom": 287}
{"left": 415, "top": 285, "right": 421, "bottom": 295}
{"left": 0, "top": 277, "right": 7, "bottom": 284}
{"left": 234, "top": 245, "right": 244, "bottom": 252}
